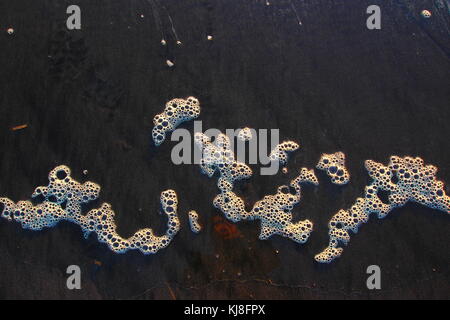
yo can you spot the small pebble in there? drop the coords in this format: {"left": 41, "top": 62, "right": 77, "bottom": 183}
{"left": 83, "top": 170, "right": 88, "bottom": 175}
{"left": 166, "top": 60, "right": 174, "bottom": 67}
{"left": 176, "top": 40, "right": 182, "bottom": 45}
{"left": 161, "top": 39, "right": 167, "bottom": 46}
{"left": 207, "top": 35, "right": 213, "bottom": 40}
{"left": 93, "top": 260, "right": 102, "bottom": 266}
{"left": 7, "top": 28, "right": 14, "bottom": 35}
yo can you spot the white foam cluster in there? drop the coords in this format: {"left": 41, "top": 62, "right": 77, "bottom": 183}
{"left": 0, "top": 166, "right": 181, "bottom": 254}
{"left": 315, "top": 156, "right": 450, "bottom": 263}
{"left": 152, "top": 96, "right": 201, "bottom": 146}
{"left": 290, "top": 168, "right": 320, "bottom": 187}
{"left": 32, "top": 166, "right": 101, "bottom": 218}
{"left": 194, "top": 126, "right": 315, "bottom": 245}
{"left": 213, "top": 168, "right": 318, "bottom": 244}
{"left": 316, "top": 152, "right": 350, "bottom": 185}
{"left": 237, "top": 127, "right": 253, "bottom": 142}
{"left": 194, "top": 132, "right": 253, "bottom": 192}
{"left": 188, "top": 210, "right": 202, "bottom": 233}
{"left": 213, "top": 191, "right": 250, "bottom": 223}
{"left": 269, "top": 141, "right": 300, "bottom": 165}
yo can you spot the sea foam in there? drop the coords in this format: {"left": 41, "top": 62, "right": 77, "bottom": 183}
{"left": 152, "top": 96, "right": 201, "bottom": 146}
{"left": 0, "top": 166, "right": 181, "bottom": 254}
{"left": 315, "top": 156, "right": 450, "bottom": 263}
{"left": 316, "top": 152, "right": 350, "bottom": 185}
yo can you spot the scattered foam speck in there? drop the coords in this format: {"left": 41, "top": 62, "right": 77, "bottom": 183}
{"left": 316, "top": 152, "right": 350, "bottom": 185}
{"left": 315, "top": 156, "right": 450, "bottom": 263}
{"left": 188, "top": 210, "right": 202, "bottom": 233}
{"left": 152, "top": 97, "right": 200, "bottom": 146}
{"left": 0, "top": 166, "right": 181, "bottom": 254}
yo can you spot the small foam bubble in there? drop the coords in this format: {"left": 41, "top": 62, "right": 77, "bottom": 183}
{"left": 188, "top": 210, "right": 202, "bottom": 233}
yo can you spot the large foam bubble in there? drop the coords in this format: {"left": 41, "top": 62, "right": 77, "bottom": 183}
{"left": 315, "top": 156, "right": 450, "bottom": 263}
{"left": 0, "top": 166, "right": 181, "bottom": 254}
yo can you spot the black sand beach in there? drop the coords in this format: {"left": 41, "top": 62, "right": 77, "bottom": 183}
{"left": 0, "top": 0, "right": 449, "bottom": 299}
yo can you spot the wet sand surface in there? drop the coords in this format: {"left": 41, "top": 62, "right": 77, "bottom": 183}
{"left": 0, "top": 0, "right": 449, "bottom": 299}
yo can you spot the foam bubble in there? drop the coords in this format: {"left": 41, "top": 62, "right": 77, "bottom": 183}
{"left": 188, "top": 210, "right": 202, "bottom": 233}
{"left": 152, "top": 97, "right": 200, "bottom": 146}
{"left": 0, "top": 166, "right": 181, "bottom": 254}
{"left": 316, "top": 152, "right": 350, "bottom": 185}
{"left": 315, "top": 156, "right": 450, "bottom": 263}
